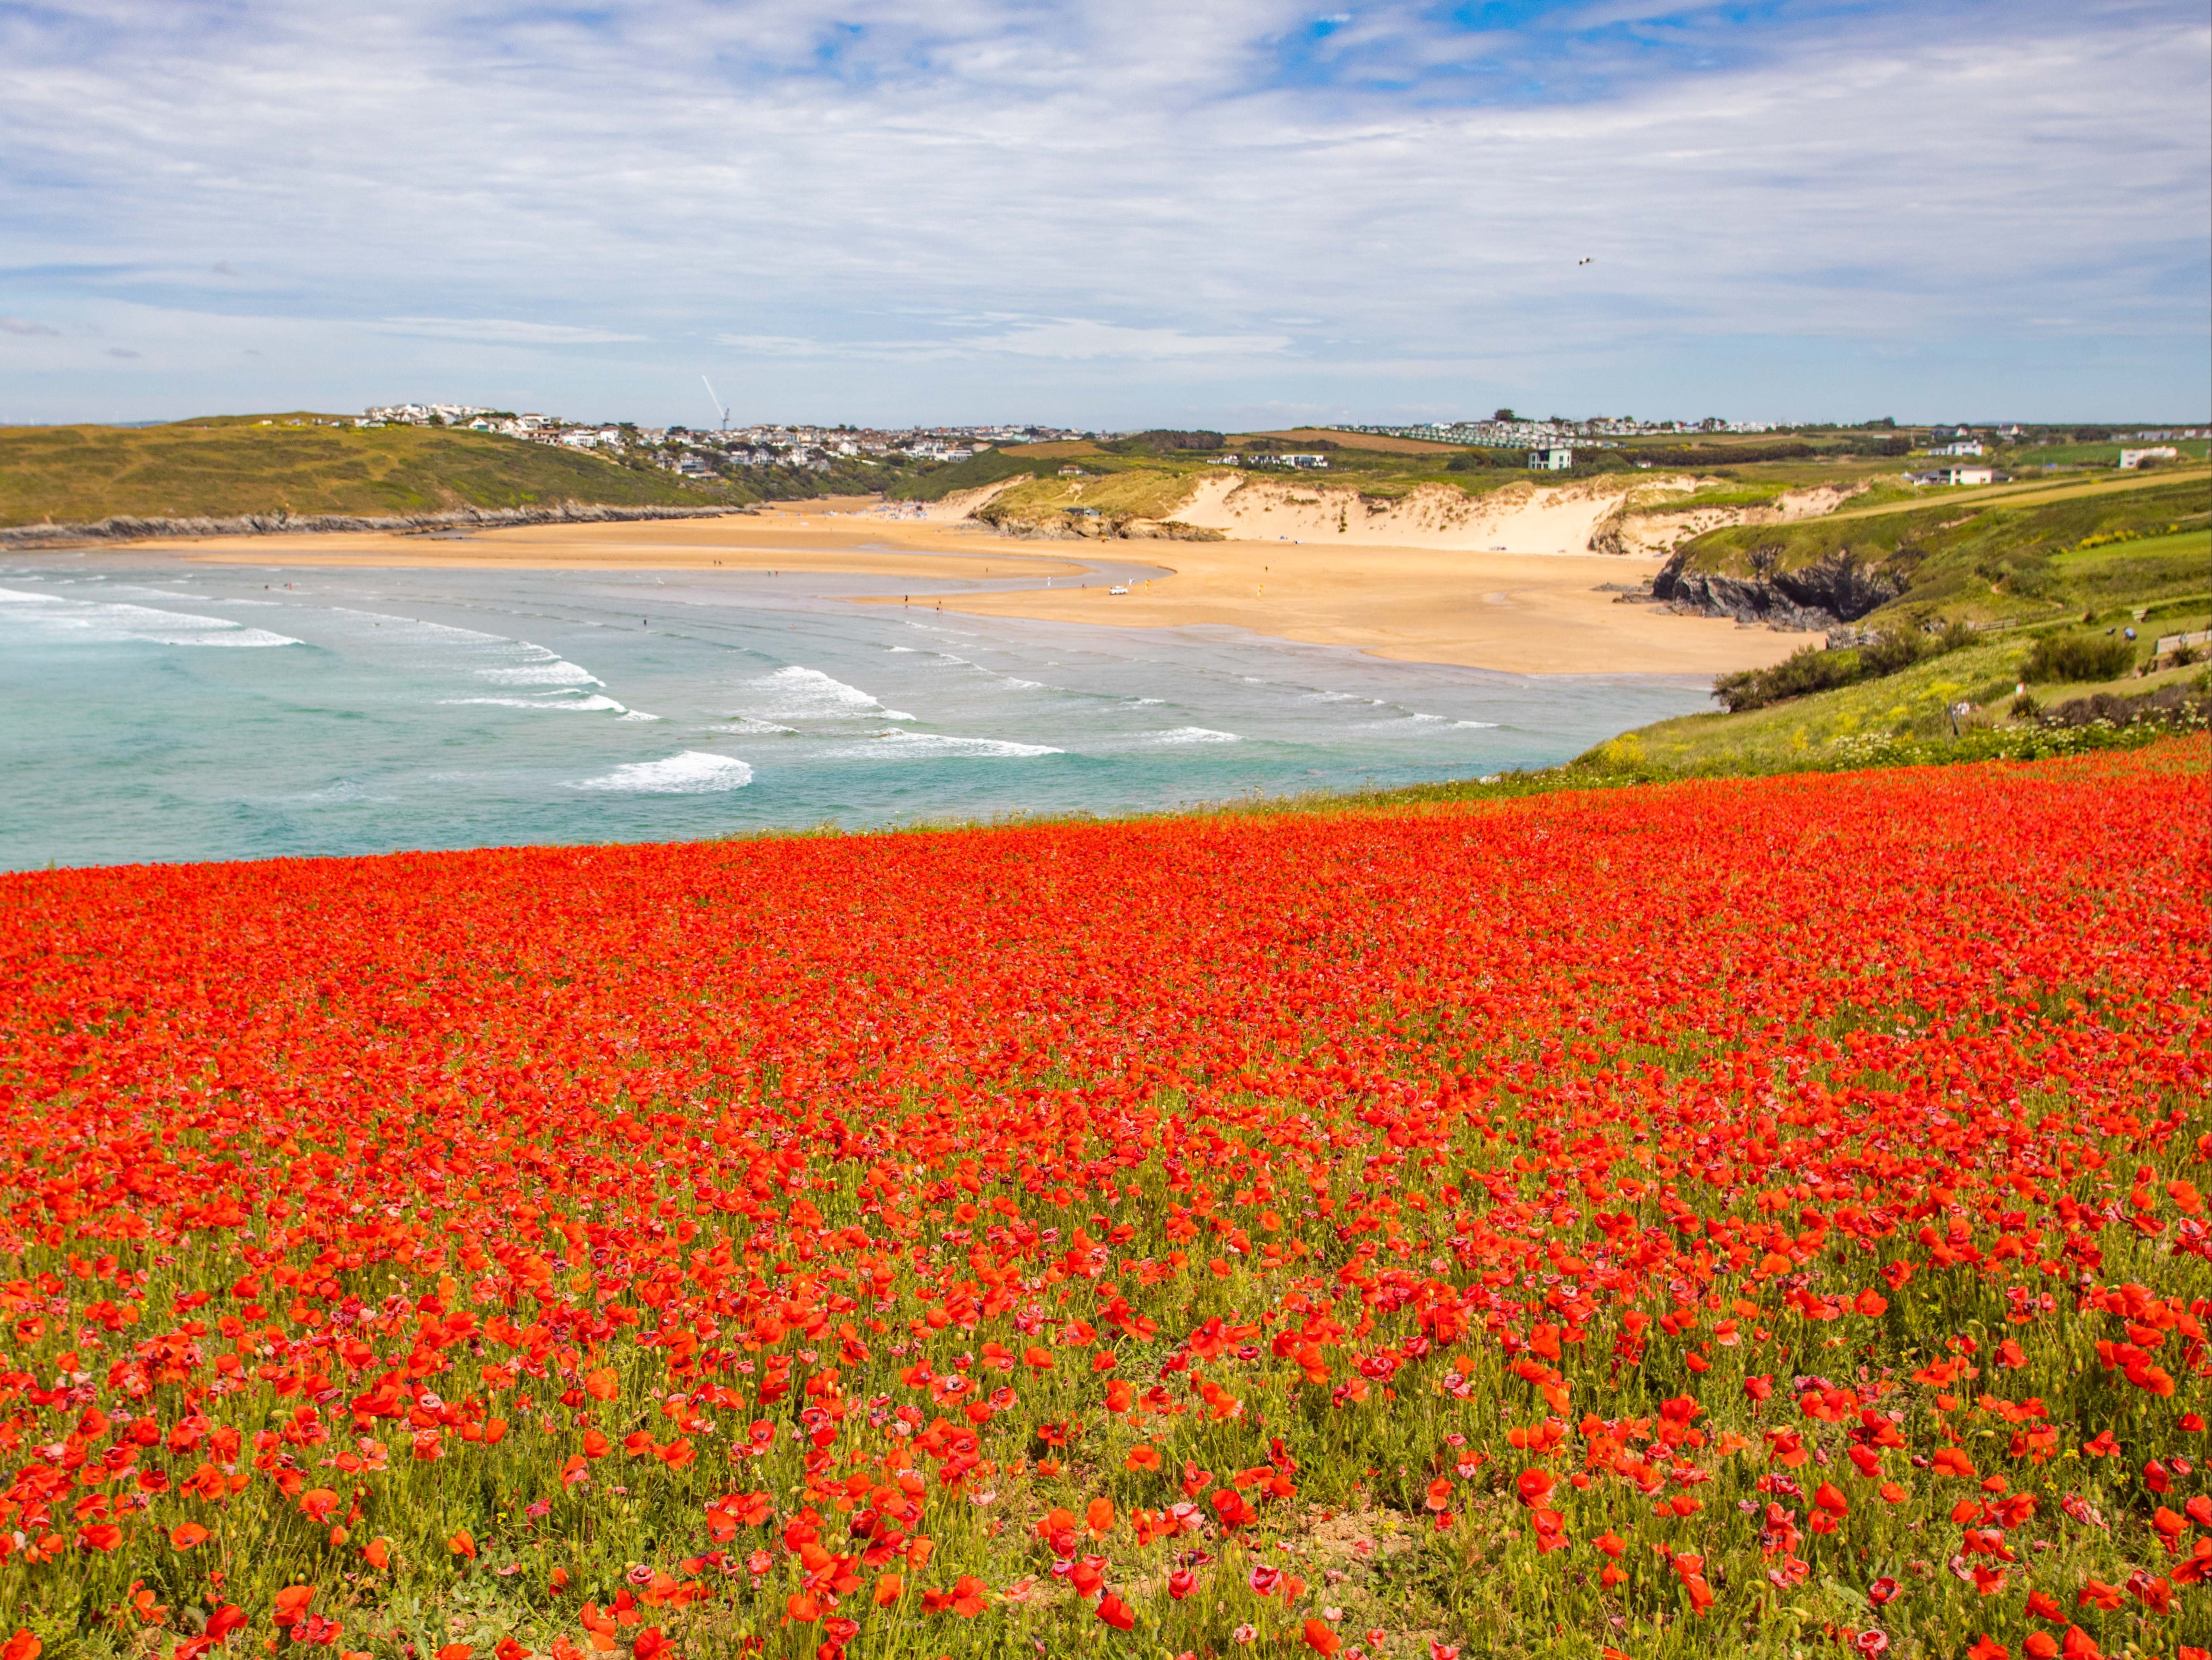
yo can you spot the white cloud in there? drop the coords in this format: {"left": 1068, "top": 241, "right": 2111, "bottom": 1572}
{"left": 0, "top": 1, "right": 2201, "bottom": 422}
{"left": 377, "top": 317, "right": 650, "bottom": 345}
{"left": 713, "top": 319, "right": 1290, "bottom": 361}
{"left": 973, "top": 320, "right": 1291, "bottom": 359}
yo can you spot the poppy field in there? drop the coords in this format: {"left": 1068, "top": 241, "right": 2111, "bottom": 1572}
{"left": 1, "top": 741, "right": 2207, "bottom": 1660}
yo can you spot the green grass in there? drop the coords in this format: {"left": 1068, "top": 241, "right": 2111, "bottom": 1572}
{"left": 1667, "top": 474, "right": 2210, "bottom": 622}
{"left": 974, "top": 467, "right": 1209, "bottom": 530}
{"left": 2005, "top": 439, "right": 2212, "bottom": 467}
{"left": 1598, "top": 645, "right": 2204, "bottom": 775}
{"left": 1619, "top": 482, "right": 1790, "bottom": 515}
{"left": 1606, "top": 491, "right": 2210, "bottom": 779}
{"left": 0, "top": 418, "right": 746, "bottom": 527}
{"left": 885, "top": 447, "right": 1061, "bottom": 502}
{"left": 2043, "top": 528, "right": 2212, "bottom": 613}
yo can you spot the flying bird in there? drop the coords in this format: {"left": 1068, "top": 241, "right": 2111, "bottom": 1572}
{"left": 1578, "top": 257, "right": 1593, "bottom": 266}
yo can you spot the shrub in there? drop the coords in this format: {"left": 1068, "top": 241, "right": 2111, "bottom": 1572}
{"left": 1859, "top": 630, "right": 1929, "bottom": 677}
{"left": 1112, "top": 430, "right": 1226, "bottom": 453}
{"left": 1712, "top": 644, "right": 1861, "bottom": 711}
{"left": 2023, "top": 631, "right": 2136, "bottom": 684}
{"left": 1710, "top": 624, "right": 1966, "bottom": 713}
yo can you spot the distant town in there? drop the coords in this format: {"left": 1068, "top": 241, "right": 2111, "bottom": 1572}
{"left": 318, "top": 404, "right": 2210, "bottom": 487}
{"left": 348, "top": 405, "right": 1084, "bottom": 478}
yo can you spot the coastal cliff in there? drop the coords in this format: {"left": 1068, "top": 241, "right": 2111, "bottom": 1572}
{"left": 1654, "top": 543, "right": 1909, "bottom": 629}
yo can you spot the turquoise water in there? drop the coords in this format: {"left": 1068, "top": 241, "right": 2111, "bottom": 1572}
{"left": 0, "top": 553, "right": 1713, "bottom": 870}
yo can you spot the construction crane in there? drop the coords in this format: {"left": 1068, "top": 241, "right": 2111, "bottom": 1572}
{"left": 701, "top": 374, "right": 732, "bottom": 434}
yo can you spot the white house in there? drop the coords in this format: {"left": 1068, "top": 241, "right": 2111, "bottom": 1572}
{"left": 1929, "top": 441, "right": 1984, "bottom": 457}
{"left": 2118, "top": 447, "right": 2178, "bottom": 470}
{"left": 1529, "top": 448, "right": 1573, "bottom": 470}
{"left": 1911, "top": 466, "right": 1995, "bottom": 486}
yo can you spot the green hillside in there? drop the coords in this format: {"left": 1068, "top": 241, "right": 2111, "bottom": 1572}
{"left": 0, "top": 416, "right": 747, "bottom": 527}
{"left": 1660, "top": 470, "right": 2210, "bottom": 629}
{"left": 1593, "top": 470, "right": 2212, "bottom": 772}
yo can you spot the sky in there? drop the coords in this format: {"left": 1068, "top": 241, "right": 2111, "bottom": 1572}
{"left": 1, "top": 0, "right": 2206, "bottom": 429}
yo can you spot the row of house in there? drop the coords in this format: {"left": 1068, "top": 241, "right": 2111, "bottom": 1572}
{"left": 1343, "top": 415, "right": 1781, "bottom": 450}
{"left": 353, "top": 405, "right": 1106, "bottom": 477}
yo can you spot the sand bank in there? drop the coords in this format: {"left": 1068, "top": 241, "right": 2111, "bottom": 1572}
{"left": 154, "top": 514, "right": 1087, "bottom": 582}
{"left": 118, "top": 507, "right": 1813, "bottom": 678}
{"left": 911, "top": 538, "right": 1811, "bottom": 677}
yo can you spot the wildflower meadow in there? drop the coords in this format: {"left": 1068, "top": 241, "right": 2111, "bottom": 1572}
{"left": 1, "top": 742, "right": 2206, "bottom": 1660}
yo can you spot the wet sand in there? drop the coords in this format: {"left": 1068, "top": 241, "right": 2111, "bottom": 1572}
{"left": 133, "top": 508, "right": 1813, "bottom": 677}
{"left": 916, "top": 539, "right": 1809, "bottom": 677}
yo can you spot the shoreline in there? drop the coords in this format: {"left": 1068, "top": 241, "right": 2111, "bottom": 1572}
{"left": 46, "top": 509, "right": 1818, "bottom": 679}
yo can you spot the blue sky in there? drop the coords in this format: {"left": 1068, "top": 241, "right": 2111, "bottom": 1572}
{"left": 1, "top": 0, "right": 2205, "bottom": 426}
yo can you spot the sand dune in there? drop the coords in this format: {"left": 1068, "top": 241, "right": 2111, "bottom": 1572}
{"left": 1171, "top": 474, "right": 1639, "bottom": 552}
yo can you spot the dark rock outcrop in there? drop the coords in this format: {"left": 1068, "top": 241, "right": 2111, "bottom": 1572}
{"left": 1654, "top": 545, "right": 1907, "bottom": 630}
{"left": 0, "top": 501, "right": 746, "bottom": 549}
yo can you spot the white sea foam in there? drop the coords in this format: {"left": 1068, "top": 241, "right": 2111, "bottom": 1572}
{"left": 569, "top": 751, "right": 754, "bottom": 794}
{"left": 739, "top": 664, "right": 896, "bottom": 721}
{"left": 327, "top": 607, "right": 510, "bottom": 645}
{"left": 1144, "top": 726, "right": 1242, "bottom": 745}
{"left": 441, "top": 694, "right": 630, "bottom": 714}
{"left": 708, "top": 716, "right": 802, "bottom": 735}
{"left": 824, "top": 731, "right": 1062, "bottom": 760}
{"left": 1451, "top": 720, "right": 1501, "bottom": 729}
{"left": 328, "top": 610, "right": 609, "bottom": 695}
{"left": 0, "top": 585, "right": 302, "bottom": 647}
{"left": 478, "top": 659, "right": 602, "bottom": 686}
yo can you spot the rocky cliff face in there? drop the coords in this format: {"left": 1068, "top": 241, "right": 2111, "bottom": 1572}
{"left": 1591, "top": 482, "right": 1870, "bottom": 559}
{"left": 0, "top": 501, "right": 745, "bottom": 548}
{"left": 1654, "top": 544, "right": 1908, "bottom": 629}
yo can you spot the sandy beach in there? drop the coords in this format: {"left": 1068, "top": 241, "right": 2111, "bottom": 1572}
{"left": 133, "top": 503, "right": 1814, "bottom": 677}
{"left": 915, "top": 539, "right": 1807, "bottom": 677}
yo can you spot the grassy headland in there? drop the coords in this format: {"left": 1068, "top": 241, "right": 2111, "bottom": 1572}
{"left": 1562, "top": 469, "right": 2212, "bottom": 783}
{"left": 0, "top": 415, "right": 747, "bottom": 528}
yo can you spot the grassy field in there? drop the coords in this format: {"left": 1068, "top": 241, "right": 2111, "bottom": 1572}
{"left": 2003, "top": 439, "right": 2212, "bottom": 468}
{"left": 1233, "top": 429, "right": 1466, "bottom": 455}
{"left": 0, "top": 417, "right": 743, "bottom": 527}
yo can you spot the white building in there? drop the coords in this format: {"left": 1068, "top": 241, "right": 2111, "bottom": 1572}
{"left": 1929, "top": 441, "right": 1984, "bottom": 457}
{"left": 1911, "top": 466, "right": 1995, "bottom": 486}
{"left": 1529, "top": 448, "right": 1573, "bottom": 470}
{"left": 2118, "top": 447, "right": 2179, "bottom": 470}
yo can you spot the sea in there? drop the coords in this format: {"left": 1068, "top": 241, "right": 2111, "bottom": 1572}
{"left": 0, "top": 552, "right": 1713, "bottom": 871}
